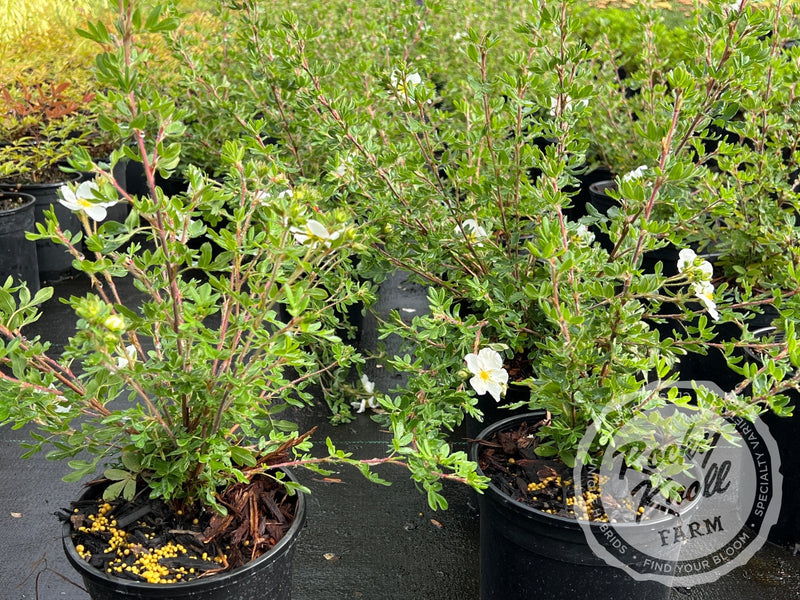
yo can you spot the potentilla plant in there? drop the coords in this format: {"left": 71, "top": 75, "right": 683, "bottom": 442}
{"left": 266, "top": 0, "right": 800, "bottom": 504}
{"left": 684, "top": 2, "right": 800, "bottom": 300}
{"left": 84, "top": 0, "right": 800, "bottom": 511}
{"left": 0, "top": 0, "right": 492, "bottom": 541}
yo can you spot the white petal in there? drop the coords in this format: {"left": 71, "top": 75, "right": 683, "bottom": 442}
{"left": 85, "top": 204, "right": 108, "bottom": 222}
{"left": 476, "top": 347, "right": 503, "bottom": 371}
{"left": 622, "top": 165, "right": 648, "bottom": 181}
{"left": 484, "top": 381, "right": 504, "bottom": 403}
{"left": 464, "top": 353, "right": 481, "bottom": 376}
{"left": 306, "top": 220, "right": 330, "bottom": 239}
{"left": 361, "top": 374, "right": 375, "bottom": 394}
{"left": 75, "top": 180, "right": 99, "bottom": 200}
{"left": 697, "top": 260, "right": 713, "bottom": 280}
{"left": 677, "top": 249, "right": 697, "bottom": 273}
{"left": 692, "top": 281, "right": 720, "bottom": 321}
{"left": 59, "top": 185, "right": 76, "bottom": 203}
{"left": 290, "top": 226, "right": 309, "bottom": 244}
{"left": 489, "top": 367, "right": 509, "bottom": 387}
{"left": 469, "top": 374, "right": 489, "bottom": 397}
{"left": 58, "top": 197, "right": 80, "bottom": 211}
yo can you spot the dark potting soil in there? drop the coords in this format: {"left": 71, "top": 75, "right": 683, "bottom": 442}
{"left": 0, "top": 195, "right": 27, "bottom": 211}
{"left": 59, "top": 473, "right": 298, "bottom": 584}
{"left": 476, "top": 415, "right": 608, "bottom": 521}
{"left": 504, "top": 354, "right": 534, "bottom": 383}
{"left": 477, "top": 416, "right": 694, "bottom": 524}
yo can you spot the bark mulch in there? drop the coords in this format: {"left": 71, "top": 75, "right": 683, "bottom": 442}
{"left": 60, "top": 473, "right": 298, "bottom": 584}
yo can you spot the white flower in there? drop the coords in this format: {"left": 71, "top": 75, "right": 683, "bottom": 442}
{"left": 452, "top": 31, "right": 467, "bottom": 42}
{"left": 465, "top": 348, "right": 509, "bottom": 402}
{"left": 389, "top": 70, "right": 423, "bottom": 104}
{"left": 351, "top": 374, "right": 379, "bottom": 413}
{"left": 692, "top": 280, "right": 720, "bottom": 321}
{"left": 722, "top": 0, "right": 745, "bottom": 15}
{"left": 549, "top": 95, "right": 588, "bottom": 117}
{"left": 290, "top": 219, "right": 341, "bottom": 247}
{"left": 333, "top": 162, "right": 348, "bottom": 179}
{"left": 574, "top": 224, "right": 595, "bottom": 245}
{"left": 254, "top": 188, "right": 291, "bottom": 207}
{"left": 622, "top": 165, "right": 648, "bottom": 182}
{"left": 115, "top": 345, "right": 137, "bottom": 370}
{"left": 458, "top": 219, "right": 488, "bottom": 246}
{"left": 58, "top": 180, "right": 118, "bottom": 222}
{"left": 361, "top": 373, "right": 375, "bottom": 396}
{"left": 677, "top": 249, "right": 713, "bottom": 281}
{"left": 331, "top": 154, "right": 355, "bottom": 180}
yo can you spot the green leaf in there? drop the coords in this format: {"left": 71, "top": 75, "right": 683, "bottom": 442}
{"left": 103, "top": 479, "right": 127, "bottom": 501}
{"left": 32, "top": 286, "right": 54, "bottom": 306}
{"left": 144, "top": 5, "right": 163, "bottom": 31}
{"left": 104, "top": 468, "right": 131, "bottom": 481}
{"left": 123, "top": 478, "right": 138, "bottom": 501}
{"left": 64, "top": 460, "right": 97, "bottom": 483}
{"left": 150, "top": 16, "right": 180, "bottom": 33}
{"left": 121, "top": 451, "right": 141, "bottom": 472}
{"left": 534, "top": 445, "right": 557, "bottom": 458}
{"left": 230, "top": 446, "right": 257, "bottom": 467}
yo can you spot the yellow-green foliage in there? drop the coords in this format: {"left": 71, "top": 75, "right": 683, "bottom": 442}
{"left": 0, "top": 0, "right": 110, "bottom": 87}
{"left": 0, "top": 0, "right": 105, "bottom": 45}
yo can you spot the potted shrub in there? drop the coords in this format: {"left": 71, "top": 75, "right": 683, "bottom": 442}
{"left": 0, "top": 80, "right": 94, "bottom": 281}
{"left": 457, "top": 4, "right": 796, "bottom": 597}
{"left": 0, "top": 0, "right": 122, "bottom": 280}
{"left": 0, "top": 3, "right": 486, "bottom": 598}
{"left": 0, "top": 190, "right": 39, "bottom": 292}
{"left": 258, "top": 0, "right": 799, "bottom": 595}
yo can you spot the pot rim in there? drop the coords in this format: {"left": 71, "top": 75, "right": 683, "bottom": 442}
{"left": 0, "top": 169, "right": 83, "bottom": 192}
{"left": 62, "top": 468, "right": 307, "bottom": 591}
{"left": 587, "top": 179, "right": 618, "bottom": 195}
{"left": 743, "top": 325, "right": 780, "bottom": 363}
{"left": 0, "top": 191, "right": 36, "bottom": 214}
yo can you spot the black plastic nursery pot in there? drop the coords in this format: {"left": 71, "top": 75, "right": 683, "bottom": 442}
{"left": 0, "top": 173, "right": 84, "bottom": 283}
{"left": 0, "top": 191, "right": 39, "bottom": 293}
{"left": 63, "top": 470, "right": 307, "bottom": 600}
{"left": 587, "top": 179, "right": 618, "bottom": 254}
{"left": 570, "top": 167, "right": 614, "bottom": 222}
{"left": 465, "top": 382, "right": 532, "bottom": 441}
{"left": 745, "top": 327, "right": 800, "bottom": 548}
{"left": 471, "top": 413, "right": 674, "bottom": 600}
{"left": 123, "top": 159, "right": 189, "bottom": 198}
{"left": 587, "top": 179, "right": 684, "bottom": 276}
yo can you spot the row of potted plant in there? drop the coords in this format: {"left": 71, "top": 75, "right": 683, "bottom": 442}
{"left": 1, "top": 0, "right": 800, "bottom": 598}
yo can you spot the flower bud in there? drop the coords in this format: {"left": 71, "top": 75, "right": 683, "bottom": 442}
{"left": 77, "top": 297, "right": 105, "bottom": 321}
{"left": 103, "top": 314, "right": 126, "bottom": 332}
